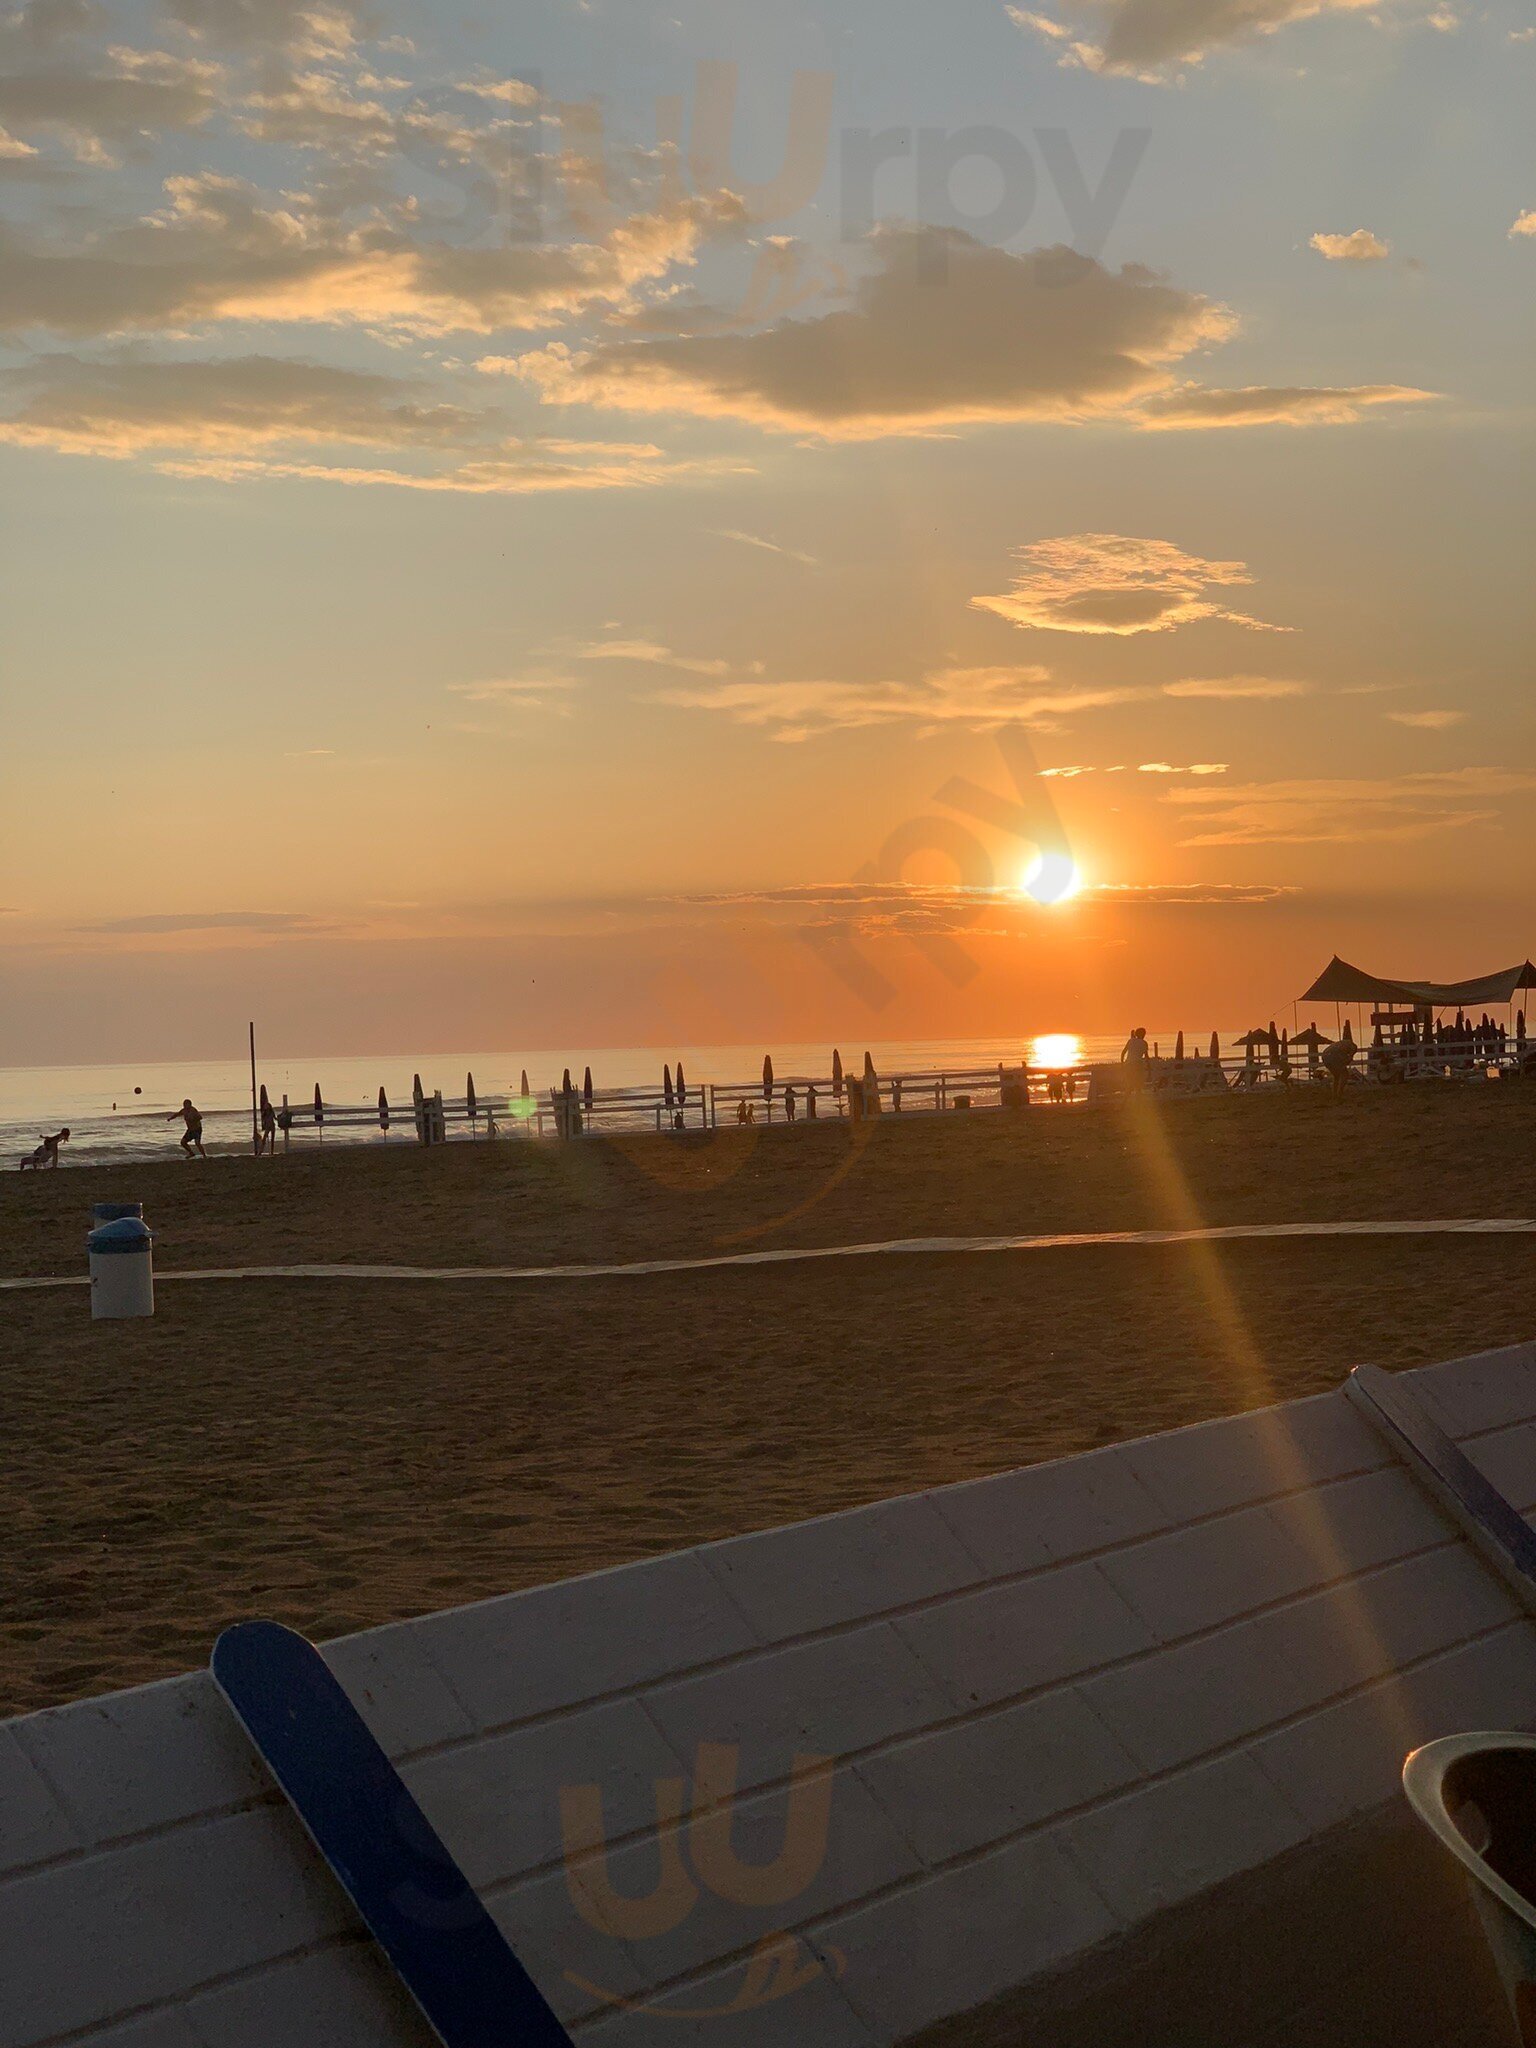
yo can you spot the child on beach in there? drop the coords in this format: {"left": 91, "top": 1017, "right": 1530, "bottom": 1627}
{"left": 168, "top": 1099, "right": 207, "bottom": 1158}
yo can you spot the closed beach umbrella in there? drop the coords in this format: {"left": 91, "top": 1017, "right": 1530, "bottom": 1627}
{"left": 1267, "top": 1021, "right": 1281, "bottom": 1063}
{"left": 583, "top": 1066, "right": 593, "bottom": 1110}
{"left": 1519, "top": 1010, "right": 1527, "bottom": 1046}
{"left": 1343, "top": 1017, "right": 1355, "bottom": 1046}
{"left": 562, "top": 1068, "right": 572, "bottom": 1096}
{"left": 762, "top": 1054, "right": 774, "bottom": 1100}
{"left": 378, "top": 1087, "right": 389, "bottom": 1130}
{"left": 676, "top": 1061, "right": 687, "bottom": 1105}
{"left": 1174, "top": 1031, "right": 1185, "bottom": 1063}
{"left": 663, "top": 1065, "right": 674, "bottom": 1109}
{"left": 313, "top": 1083, "right": 324, "bottom": 1127}
{"left": 520, "top": 1069, "right": 530, "bottom": 1101}
{"left": 863, "top": 1050, "right": 878, "bottom": 1108}
{"left": 466, "top": 1072, "right": 478, "bottom": 1123}
{"left": 1210, "top": 1032, "right": 1220, "bottom": 1061}
{"left": 832, "top": 1048, "right": 844, "bottom": 1099}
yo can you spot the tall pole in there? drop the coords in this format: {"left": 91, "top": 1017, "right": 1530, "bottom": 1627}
{"left": 249, "top": 1021, "right": 259, "bottom": 1156}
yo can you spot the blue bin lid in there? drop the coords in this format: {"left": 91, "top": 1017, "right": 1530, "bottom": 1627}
{"left": 92, "top": 1202, "right": 144, "bottom": 1225}
{"left": 87, "top": 1217, "right": 153, "bottom": 1254}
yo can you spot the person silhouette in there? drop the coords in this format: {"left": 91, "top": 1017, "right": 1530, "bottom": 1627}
{"left": 169, "top": 1099, "right": 207, "bottom": 1158}
{"left": 20, "top": 1128, "right": 69, "bottom": 1171}
{"left": 1120, "top": 1026, "right": 1150, "bottom": 1093}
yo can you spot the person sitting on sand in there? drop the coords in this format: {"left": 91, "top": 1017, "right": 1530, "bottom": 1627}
{"left": 20, "top": 1128, "right": 69, "bottom": 1171}
{"left": 168, "top": 1099, "right": 207, "bottom": 1158}
{"left": 1120, "top": 1026, "right": 1149, "bottom": 1092}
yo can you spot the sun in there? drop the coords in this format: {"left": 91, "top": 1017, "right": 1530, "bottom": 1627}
{"left": 1019, "top": 851, "right": 1084, "bottom": 905}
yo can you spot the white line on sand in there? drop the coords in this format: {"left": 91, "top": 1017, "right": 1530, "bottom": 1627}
{"left": 4, "top": 1218, "right": 1534, "bottom": 1290}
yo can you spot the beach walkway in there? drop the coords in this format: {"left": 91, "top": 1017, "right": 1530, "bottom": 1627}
{"left": 5, "top": 1215, "right": 1536, "bottom": 1292}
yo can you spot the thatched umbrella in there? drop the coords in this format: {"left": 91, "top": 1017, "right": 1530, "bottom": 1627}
{"left": 1292, "top": 1024, "right": 1329, "bottom": 1048}
{"left": 583, "top": 1066, "right": 594, "bottom": 1111}
{"left": 663, "top": 1065, "right": 674, "bottom": 1109}
{"left": 831, "top": 1048, "right": 844, "bottom": 1099}
{"left": 377, "top": 1086, "right": 389, "bottom": 1131}
{"left": 762, "top": 1054, "right": 774, "bottom": 1101}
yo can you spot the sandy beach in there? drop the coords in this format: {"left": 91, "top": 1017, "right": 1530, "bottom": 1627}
{"left": 4, "top": 1083, "right": 1536, "bottom": 1716}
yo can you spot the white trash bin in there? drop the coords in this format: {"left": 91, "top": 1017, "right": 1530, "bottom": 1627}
{"left": 88, "top": 1215, "right": 154, "bottom": 1320}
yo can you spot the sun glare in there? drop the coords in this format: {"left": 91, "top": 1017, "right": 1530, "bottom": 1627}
{"left": 1020, "top": 852, "right": 1084, "bottom": 904}
{"left": 1032, "top": 1033, "right": 1082, "bottom": 1069}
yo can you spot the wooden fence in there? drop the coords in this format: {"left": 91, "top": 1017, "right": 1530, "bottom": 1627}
{"left": 261, "top": 1038, "right": 1535, "bottom": 1151}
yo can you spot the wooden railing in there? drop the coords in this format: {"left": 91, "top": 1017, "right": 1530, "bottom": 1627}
{"left": 263, "top": 1039, "right": 1535, "bottom": 1149}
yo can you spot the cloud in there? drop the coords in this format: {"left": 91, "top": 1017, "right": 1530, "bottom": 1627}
{"left": 676, "top": 877, "right": 1295, "bottom": 939}
{"left": 1310, "top": 229, "right": 1391, "bottom": 262}
{"left": 1044, "top": 760, "right": 1229, "bottom": 774}
{"left": 1137, "top": 383, "right": 1433, "bottom": 426}
{"left": 1164, "top": 767, "right": 1535, "bottom": 845}
{"left": 1511, "top": 211, "right": 1536, "bottom": 240}
{"left": 1386, "top": 708, "right": 1466, "bottom": 729}
{"left": 712, "top": 527, "right": 817, "bottom": 566}
{"left": 0, "top": 351, "right": 752, "bottom": 491}
{"left": 0, "top": 175, "right": 745, "bottom": 338}
{"left": 651, "top": 654, "right": 1329, "bottom": 742}
{"left": 512, "top": 229, "right": 1240, "bottom": 436}
{"left": 972, "top": 534, "right": 1286, "bottom": 637}
{"left": 447, "top": 676, "right": 577, "bottom": 706}
{"left": 1163, "top": 674, "right": 1312, "bottom": 697}
{"left": 574, "top": 638, "right": 754, "bottom": 678}
{"left": 152, "top": 447, "right": 748, "bottom": 492}
{"left": 75, "top": 909, "right": 327, "bottom": 933}
{"left": 161, "top": 0, "right": 360, "bottom": 55}
{"left": 1010, "top": 0, "right": 1415, "bottom": 75}
{"left": 648, "top": 666, "right": 1146, "bottom": 741}
{"left": 0, "top": 351, "right": 494, "bottom": 453}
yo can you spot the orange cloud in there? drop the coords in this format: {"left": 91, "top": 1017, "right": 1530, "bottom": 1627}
{"left": 973, "top": 534, "right": 1286, "bottom": 636}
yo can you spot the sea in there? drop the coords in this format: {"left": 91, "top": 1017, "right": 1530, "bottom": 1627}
{"left": 1, "top": 1032, "right": 1227, "bottom": 1168}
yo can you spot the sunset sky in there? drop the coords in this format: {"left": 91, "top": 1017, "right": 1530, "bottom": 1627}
{"left": 1, "top": 0, "right": 1532, "bottom": 1063}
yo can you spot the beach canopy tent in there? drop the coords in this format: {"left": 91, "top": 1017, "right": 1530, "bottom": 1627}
{"left": 1301, "top": 956, "right": 1536, "bottom": 1009}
